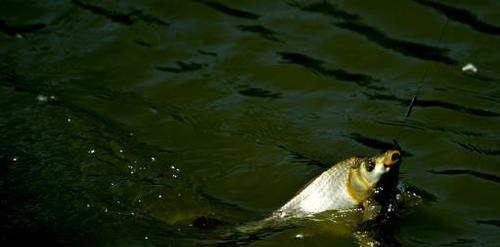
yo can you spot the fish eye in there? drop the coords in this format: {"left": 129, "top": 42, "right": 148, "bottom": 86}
{"left": 366, "top": 160, "right": 375, "bottom": 172}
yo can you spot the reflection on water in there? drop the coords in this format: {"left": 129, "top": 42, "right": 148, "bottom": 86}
{"left": 1, "top": 0, "right": 500, "bottom": 246}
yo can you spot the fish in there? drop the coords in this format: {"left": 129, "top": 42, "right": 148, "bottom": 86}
{"left": 273, "top": 150, "right": 401, "bottom": 219}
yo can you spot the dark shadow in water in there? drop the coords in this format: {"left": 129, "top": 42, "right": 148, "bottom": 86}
{"left": 477, "top": 219, "right": 500, "bottom": 229}
{"left": 455, "top": 142, "right": 500, "bottom": 156}
{"left": 236, "top": 25, "right": 282, "bottom": 42}
{"left": 277, "top": 52, "right": 383, "bottom": 89}
{"left": 237, "top": 85, "right": 282, "bottom": 99}
{"left": 156, "top": 61, "right": 207, "bottom": 73}
{"left": 72, "top": 0, "right": 169, "bottom": 26}
{"left": 289, "top": 1, "right": 360, "bottom": 21}
{"left": 194, "top": 0, "right": 259, "bottom": 20}
{"left": 334, "top": 21, "right": 457, "bottom": 65}
{"left": 0, "top": 20, "right": 45, "bottom": 37}
{"left": 277, "top": 145, "right": 329, "bottom": 169}
{"left": 133, "top": 40, "right": 152, "bottom": 48}
{"left": 377, "top": 119, "right": 484, "bottom": 137}
{"left": 414, "top": 0, "right": 500, "bottom": 36}
{"left": 364, "top": 93, "right": 500, "bottom": 117}
{"left": 291, "top": 1, "right": 457, "bottom": 65}
{"left": 347, "top": 133, "right": 413, "bottom": 156}
{"left": 428, "top": 169, "right": 500, "bottom": 183}
{"left": 198, "top": 50, "right": 218, "bottom": 57}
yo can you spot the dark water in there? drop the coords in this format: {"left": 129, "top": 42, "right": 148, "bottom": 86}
{"left": 1, "top": 0, "right": 499, "bottom": 246}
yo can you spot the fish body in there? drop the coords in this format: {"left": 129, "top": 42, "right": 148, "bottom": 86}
{"left": 273, "top": 150, "right": 401, "bottom": 218}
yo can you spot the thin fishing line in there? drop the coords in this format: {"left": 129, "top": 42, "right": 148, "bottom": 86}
{"left": 393, "top": 1, "right": 456, "bottom": 148}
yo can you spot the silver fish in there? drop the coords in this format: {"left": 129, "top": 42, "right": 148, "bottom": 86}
{"left": 273, "top": 150, "right": 401, "bottom": 218}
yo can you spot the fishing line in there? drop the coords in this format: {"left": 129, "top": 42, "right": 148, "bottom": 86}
{"left": 393, "top": 1, "right": 456, "bottom": 148}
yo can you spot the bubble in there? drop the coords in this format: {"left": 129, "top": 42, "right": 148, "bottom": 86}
{"left": 131, "top": 212, "right": 135, "bottom": 216}
{"left": 12, "top": 157, "right": 18, "bottom": 162}
{"left": 144, "top": 236, "right": 149, "bottom": 240}
{"left": 67, "top": 118, "right": 72, "bottom": 123}
{"left": 119, "top": 149, "right": 123, "bottom": 153}
{"left": 138, "top": 199, "right": 142, "bottom": 203}
{"left": 158, "top": 194, "right": 162, "bottom": 199}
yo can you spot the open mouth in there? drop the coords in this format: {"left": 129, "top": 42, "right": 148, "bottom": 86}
{"left": 384, "top": 150, "right": 401, "bottom": 168}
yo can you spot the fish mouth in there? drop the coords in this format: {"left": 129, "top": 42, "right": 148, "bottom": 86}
{"left": 383, "top": 150, "right": 401, "bottom": 168}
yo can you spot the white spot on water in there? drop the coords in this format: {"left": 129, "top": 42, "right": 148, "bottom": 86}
{"left": 170, "top": 165, "right": 175, "bottom": 170}
{"left": 158, "top": 194, "right": 162, "bottom": 199}
{"left": 117, "top": 200, "right": 121, "bottom": 204}
{"left": 294, "top": 234, "right": 304, "bottom": 240}
{"left": 49, "top": 95, "right": 56, "bottom": 100}
{"left": 177, "top": 193, "right": 182, "bottom": 197}
{"left": 12, "top": 157, "right": 18, "bottom": 162}
{"left": 138, "top": 199, "right": 142, "bottom": 203}
{"left": 172, "top": 174, "right": 177, "bottom": 179}
{"left": 462, "top": 63, "right": 478, "bottom": 73}
{"left": 119, "top": 149, "right": 123, "bottom": 153}
{"left": 15, "top": 33, "right": 23, "bottom": 39}
{"left": 88, "top": 149, "right": 95, "bottom": 154}
{"left": 144, "top": 236, "right": 149, "bottom": 240}
{"left": 131, "top": 212, "right": 135, "bottom": 216}
{"left": 86, "top": 204, "right": 91, "bottom": 208}
{"left": 104, "top": 208, "right": 108, "bottom": 213}
{"left": 151, "top": 157, "right": 156, "bottom": 162}
{"left": 67, "top": 118, "right": 72, "bottom": 123}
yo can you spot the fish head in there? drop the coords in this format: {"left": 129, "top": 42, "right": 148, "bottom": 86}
{"left": 358, "top": 150, "right": 401, "bottom": 187}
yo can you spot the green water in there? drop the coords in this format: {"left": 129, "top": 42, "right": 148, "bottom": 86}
{"left": 1, "top": 0, "right": 499, "bottom": 246}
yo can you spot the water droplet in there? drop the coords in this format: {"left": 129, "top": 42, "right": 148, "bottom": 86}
{"left": 462, "top": 63, "right": 477, "bottom": 73}
{"left": 37, "top": 94, "right": 48, "bottom": 102}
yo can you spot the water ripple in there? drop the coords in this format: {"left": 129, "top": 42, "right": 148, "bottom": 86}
{"left": 277, "top": 52, "right": 382, "bottom": 89}
{"left": 194, "top": 0, "right": 259, "bottom": 20}
{"left": 414, "top": 0, "right": 500, "bottom": 36}
{"left": 364, "top": 93, "right": 500, "bottom": 117}
{"left": 72, "top": 0, "right": 169, "bottom": 27}
{"left": 428, "top": 169, "right": 500, "bottom": 183}
{"left": 291, "top": 1, "right": 457, "bottom": 65}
